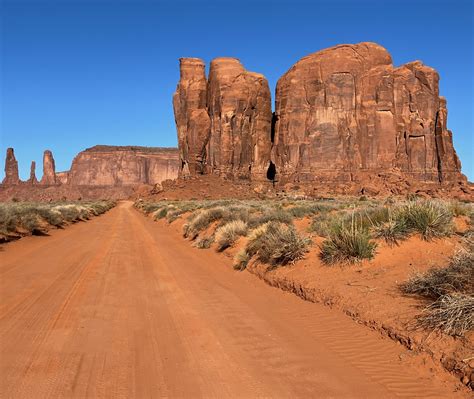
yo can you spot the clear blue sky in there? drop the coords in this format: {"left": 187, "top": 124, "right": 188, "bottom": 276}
{"left": 1, "top": 0, "right": 472, "bottom": 181}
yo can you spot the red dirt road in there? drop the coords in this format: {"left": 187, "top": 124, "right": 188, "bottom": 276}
{"left": 0, "top": 202, "right": 463, "bottom": 398}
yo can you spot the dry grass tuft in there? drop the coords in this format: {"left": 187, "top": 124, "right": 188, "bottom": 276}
{"left": 214, "top": 220, "right": 248, "bottom": 251}
{"left": 415, "top": 294, "right": 474, "bottom": 336}
{"left": 401, "top": 234, "right": 473, "bottom": 336}
{"left": 320, "top": 216, "right": 377, "bottom": 264}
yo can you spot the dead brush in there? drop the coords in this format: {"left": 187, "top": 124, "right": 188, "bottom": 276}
{"left": 401, "top": 234, "right": 473, "bottom": 298}
{"left": 401, "top": 234, "right": 474, "bottom": 336}
{"left": 415, "top": 294, "right": 474, "bottom": 337}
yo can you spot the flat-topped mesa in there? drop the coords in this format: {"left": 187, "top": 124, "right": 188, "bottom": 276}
{"left": 173, "top": 58, "right": 210, "bottom": 177}
{"left": 40, "top": 150, "right": 57, "bottom": 185}
{"left": 273, "top": 41, "right": 464, "bottom": 184}
{"left": 2, "top": 148, "right": 20, "bottom": 185}
{"left": 28, "top": 161, "right": 38, "bottom": 184}
{"left": 67, "top": 145, "right": 179, "bottom": 186}
{"left": 173, "top": 56, "right": 272, "bottom": 181}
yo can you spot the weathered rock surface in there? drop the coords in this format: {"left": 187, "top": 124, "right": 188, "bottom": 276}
{"left": 67, "top": 146, "right": 179, "bottom": 186}
{"left": 28, "top": 161, "right": 38, "bottom": 184}
{"left": 174, "top": 42, "right": 466, "bottom": 193}
{"left": 174, "top": 57, "right": 272, "bottom": 180}
{"left": 2, "top": 148, "right": 20, "bottom": 185}
{"left": 40, "top": 150, "right": 58, "bottom": 185}
{"left": 56, "top": 171, "right": 69, "bottom": 185}
{"left": 173, "top": 58, "right": 211, "bottom": 177}
{"left": 273, "top": 42, "right": 464, "bottom": 184}
{"left": 207, "top": 58, "right": 272, "bottom": 180}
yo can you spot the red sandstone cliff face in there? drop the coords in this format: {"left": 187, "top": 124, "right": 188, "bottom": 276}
{"left": 273, "top": 42, "right": 464, "bottom": 184}
{"left": 174, "top": 42, "right": 466, "bottom": 189}
{"left": 1, "top": 146, "right": 179, "bottom": 197}
{"left": 67, "top": 146, "right": 179, "bottom": 186}
{"left": 2, "top": 148, "right": 20, "bottom": 185}
{"left": 173, "top": 57, "right": 272, "bottom": 180}
{"left": 173, "top": 58, "right": 211, "bottom": 177}
{"left": 40, "top": 150, "right": 58, "bottom": 185}
{"left": 28, "top": 161, "right": 38, "bottom": 184}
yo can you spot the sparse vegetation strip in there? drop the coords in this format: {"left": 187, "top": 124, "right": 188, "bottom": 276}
{"left": 0, "top": 200, "right": 116, "bottom": 241}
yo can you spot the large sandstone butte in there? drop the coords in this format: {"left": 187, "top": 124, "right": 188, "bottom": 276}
{"left": 174, "top": 57, "right": 272, "bottom": 180}
{"left": 66, "top": 146, "right": 179, "bottom": 186}
{"left": 174, "top": 42, "right": 466, "bottom": 191}
{"left": 273, "top": 42, "right": 463, "bottom": 185}
{"left": 2, "top": 148, "right": 20, "bottom": 185}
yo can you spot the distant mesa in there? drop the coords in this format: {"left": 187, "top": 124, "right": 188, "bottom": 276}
{"left": 66, "top": 145, "right": 179, "bottom": 186}
{"left": 1, "top": 145, "right": 180, "bottom": 192}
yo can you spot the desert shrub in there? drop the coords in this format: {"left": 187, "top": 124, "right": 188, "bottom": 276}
{"left": 320, "top": 218, "right": 377, "bottom": 264}
{"left": 244, "top": 223, "right": 270, "bottom": 258}
{"left": 448, "top": 201, "right": 470, "bottom": 217}
{"left": 401, "top": 235, "right": 473, "bottom": 298}
{"left": 286, "top": 202, "right": 333, "bottom": 219}
{"left": 248, "top": 208, "right": 293, "bottom": 228}
{"left": 139, "top": 202, "right": 165, "bottom": 215}
{"left": 401, "top": 235, "right": 473, "bottom": 336}
{"left": 340, "top": 206, "right": 390, "bottom": 231}
{"left": 54, "top": 205, "right": 81, "bottom": 222}
{"left": 372, "top": 212, "right": 409, "bottom": 246}
{"left": 165, "top": 202, "right": 203, "bottom": 223}
{"left": 309, "top": 212, "right": 338, "bottom": 237}
{"left": 18, "top": 211, "right": 40, "bottom": 232}
{"left": 214, "top": 220, "right": 248, "bottom": 251}
{"left": 414, "top": 294, "right": 474, "bottom": 337}
{"left": 194, "top": 235, "right": 215, "bottom": 249}
{"left": 37, "top": 208, "right": 63, "bottom": 227}
{"left": 154, "top": 205, "right": 174, "bottom": 220}
{"left": 233, "top": 249, "right": 250, "bottom": 271}
{"left": 250, "top": 222, "right": 311, "bottom": 267}
{"left": 185, "top": 207, "right": 229, "bottom": 239}
{"left": 397, "top": 200, "right": 453, "bottom": 240}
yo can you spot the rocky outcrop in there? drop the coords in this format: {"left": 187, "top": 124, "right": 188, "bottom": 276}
{"left": 2, "top": 148, "right": 20, "bottom": 185}
{"left": 173, "top": 58, "right": 211, "bottom": 177}
{"left": 56, "top": 171, "right": 69, "bottom": 184}
{"left": 40, "top": 150, "right": 57, "bottom": 185}
{"left": 207, "top": 58, "right": 272, "bottom": 180}
{"left": 67, "top": 146, "right": 179, "bottom": 186}
{"left": 28, "top": 161, "right": 38, "bottom": 184}
{"left": 272, "top": 42, "right": 464, "bottom": 184}
{"left": 173, "top": 57, "right": 272, "bottom": 180}
{"left": 174, "top": 42, "right": 466, "bottom": 190}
